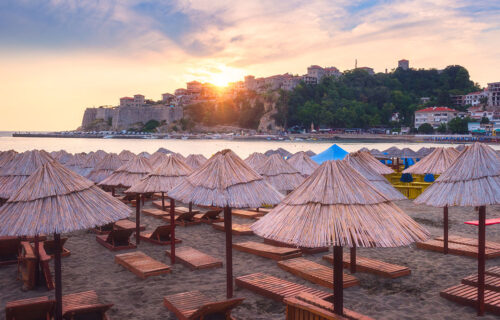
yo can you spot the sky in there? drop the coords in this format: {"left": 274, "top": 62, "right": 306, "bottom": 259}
{"left": 0, "top": 0, "right": 499, "bottom": 131}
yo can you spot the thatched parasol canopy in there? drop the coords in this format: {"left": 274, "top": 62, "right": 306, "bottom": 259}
{"left": 0, "top": 150, "right": 17, "bottom": 168}
{"left": 126, "top": 154, "right": 192, "bottom": 194}
{"left": 174, "top": 153, "right": 186, "bottom": 161}
{"left": 416, "top": 147, "right": 433, "bottom": 158}
{"left": 256, "top": 154, "right": 305, "bottom": 193}
{"left": 415, "top": 143, "right": 500, "bottom": 207}
{"left": 78, "top": 153, "right": 101, "bottom": 176}
{"left": 138, "top": 151, "right": 151, "bottom": 158}
{"left": 185, "top": 154, "right": 207, "bottom": 170}
{"left": 168, "top": 149, "right": 283, "bottom": 208}
{"left": 64, "top": 153, "right": 87, "bottom": 175}
{"left": 94, "top": 150, "right": 107, "bottom": 160}
{"left": 346, "top": 151, "right": 405, "bottom": 201}
{"left": 304, "top": 150, "right": 316, "bottom": 157}
{"left": 403, "top": 147, "right": 460, "bottom": 175}
{"left": 119, "top": 150, "right": 136, "bottom": 161}
{"left": 99, "top": 156, "right": 153, "bottom": 188}
{"left": 456, "top": 144, "right": 467, "bottom": 152}
{"left": 86, "top": 153, "right": 123, "bottom": 183}
{"left": 370, "top": 149, "right": 390, "bottom": 159}
{"left": 400, "top": 148, "right": 418, "bottom": 159}
{"left": 0, "top": 160, "right": 131, "bottom": 236}
{"left": 156, "top": 147, "right": 173, "bottom": 154}
{"left": 382, "top": 146, "right": 402, "bottom": 158}
{"left": 0, "top": 150, "right": 54, "bottom": 200}
{"left": 287, "top": 151, "right": 319, "bottom": 177}
{"left": 252, "top": 160, "right": 429, "bottom": 248}
{"left": 265, "top": 148, "right": 292, "bottom": 158}
{"left": 244, "top": 152, "right": 267, "bottom": 170}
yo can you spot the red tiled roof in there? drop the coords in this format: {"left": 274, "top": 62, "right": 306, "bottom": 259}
{"left": 416, "top": 107, "right": 458, "bottom": 113}
{"left": 466, "top": 91, "right": 485, "bottom": 95}
{"left": 120, "top": 97, "right": 133, "bottom": 100}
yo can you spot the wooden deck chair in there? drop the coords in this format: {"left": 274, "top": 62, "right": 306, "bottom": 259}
{"left": 162, "top": 209, "right": 201, "bottom": 227}
{"left": 0, "top": 236, "right": 21, "bottom": 266}
{"left": 232, "top": 241, "right": 302, "bottom": 260}
{"left": 165, "top": 246, "right": 222, "bottom": 270}
{"left": 114, "top": 219, "right": 145, "bottom": 231}
{"left": 263, "top": 238, "right": 329, "bottom": 254}
{"left": 62, "top": 290, "right": 113, "bottom": 320}
{"left": 153, "top": 200, "right": 170, "bottom": 210}
{"left": 43, "top": 237, "right": 71, "bottom": 258}
{"left": 139, "top": 225, "right": 182, "bottom": 245}
{"left": 5, "top": 296, "right": 55, "bottom": 320}
{"left": 163, "top": 290, "right": 243, "bottom": 320}
{"left": 96, "top": 229, "right": 137, "bottom": 251}
{"left": 93, "top": 223, "right": 114, "bottom": 235}
{"left": 115, "top": 251, "right": 170, "bottom": 279}
{"left": 323, "top": 253, "right": 410, "bottom": 279}
{"left": 212, "top": 222, "right": 253, "bottom": 235}
{"left": 194, "top": 208, "right": 224, "bottom": 223}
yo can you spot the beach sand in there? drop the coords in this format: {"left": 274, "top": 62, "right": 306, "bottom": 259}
{"left": 2, "top": 199, "right": 500, "bottom": 319}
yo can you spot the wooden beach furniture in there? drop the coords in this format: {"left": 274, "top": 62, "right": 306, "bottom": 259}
{"left": 139, "top": 225, "right": 181, "bottom": 245}
{"left": 165, "top": 246, "right": 222, "bottom": 270}
{"left": 213, "top": 222, "right": 253, "bottom": 235}
{"left": 62, "top": 290, "right": 113, "bottom": 320}
{"left": 264, "top": 238, "right": 329, "bottom": 254}
{"left": 18, "top": 241, "right": 54, "bottom": 291}
{"left": 93, "top": 223, "right": 114, "bottom": 235}
{"left": 284, "top": 292, "right": 375, "bottom": 320}
{"left": 163, "top": 290, "right": 243, "bottom": 320}
{"left": 43, "top": 237, "right": 71, "bottom": 258}
{"left": 235, "top": 273, "right": 333, "bottom": 303}
{"left": 96, "top": 229, "right": 137, "bottom": 251}
{"left": 435, "top": 235, "right": 500, "bottom": 251}
{"left": 231, "top": 209, "right": 265, "bottom": 219}
{"left": 416, "top": 238, "right": 500, "bottom": 258}
{"left": 114, "top": 219, "right": 145, "bottom": 231}
{"left": 142, "top": 208, "right": 169, "bottom": 219}
{"left": 233, "top": 241, "right": 302, "bottom": 260}
{"left": 194, "top": 208, "right": 224, "bottom": 223}
{"left": 486, "top": 266, "right": 500, "bottom": 277}
{"left": 249, "top": 207, "right": 272, "bottom": 214}
{"left": 162, "top": 209, "right": 201, "bottom": 226}
{"left": 5, "top": 296, "right": 55, "bottom": 320}
{"left": 322, "top": 253, "right": 411, "bottom": 279}
{"left": 0, "top": 236, "right": 21, "bottom": 266}
{"left": 440, "top": 284, "right": 500, "bottom": 316}
{"left": 462, "top": 273, "right": 500, "bottom": 292}
{"left": 278, "top": 258, "right": 359, "bottom": 289}
{"left": 115, "top": 251, "right": 170, "bottom": 279}
{"left": 152, "top": 200, "right": 170, "bottom": 210}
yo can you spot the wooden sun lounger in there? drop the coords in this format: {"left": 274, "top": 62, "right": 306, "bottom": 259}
{"left": 440, "top": 284, "right": 500, "bottom": 315}
{"left": 0, "top": 236, "right": 21, "bottom": 266}
{"left": 435, "top": 235, "right": 500, "bottom": 250}
{"left": 62, "top": 290, "right": 113, "bottom": 320}
{"left": 93, "top": 223, "right": 114, "bottom": 235}
{"left": 278, "top": 258, "right": 359, "bottom": 289}
{"left": 462, "top": 274, "right": 500, "bottom": 292}
{"left": 18, "top": 241, "right": 54, "bottom": 291}
{"left": 486, "top": 266, "right": 500, "bottom": 277}
{"left": 263, "top": 238, "right": 329, "bottom": 254}
{"left": 43, "top": 237, "right": 71, "bottom": 258}
{"left": 231, "top": 209, "right": 265, "bottom": 219}
{"left": 322, "top": 253, "right": 411, "bottom": 279}
{"left": 163, "top": 290, "right": 243, "bottom": 320}
{"left": 115, "top": 251, "right": 170, "bottom": 279}
{"left": 212, "top": 222, "right": 253, "bottom": 235}
{"left": 165, "top": 246, "right": 222, "bottom": 270}
{"left": 96, "top": 229, "right": 137, "bottom": 251}
{"left": 139, "top": 225, "right": 182, "bottom": 245}
{"left": 142, "top": 208, "right": 169, "bottom": 218}
{"left": 416, "top": 239, "right": 500, "bottom": 258}
{"left": 162, "top": 209, "right": 201, "bottom": 227}
{"left": 285, "top": 292, "right": 375, "bottom": 320}
{"left": 194, "top": 208, "right": 224, "bottom": 223}
{"left": 233, "top": 241, "right": 302, "bottom": 260}
{"left": 5, "top": 296, "right": 55, "bottom": 320}
{"left": 153, "top": 200, "right": 170, "bottom": 210}
{"left": 249, "top": 207, "right": 272, "bottom": 214}
{"left": 114, "top": 219, "right": 145, "bottom": 231}
{"left": 235, "top": 272, "right": 333, "bottom": 303}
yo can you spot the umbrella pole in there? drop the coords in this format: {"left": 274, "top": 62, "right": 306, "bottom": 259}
{"left": 189, "top": 202, "right": 192, "bottom": 213}
{"left": 161, "top": 192, "right": 165, "bottom": 211}
{"left": 54, "top": 233, "right": 63, "bottom": 320}
{"left": 169, "top": 198, "right": 176, "bottom": 264}
{"left": 224, "top": 206, "right": 233, "bottom": 298}
{"left": 478, "top": 206, "right": 486, "bottom": 316}
{"left": 111, "top": 187, "right": 115, "bottom": 197}
{"left": 350, "top": 246, "right": 356, "bottom": 273}
{"left": 135, "top": 194, "right": 141, "bottom": 245}
{"left": 34, "top": 235, "right": 40, "bottom": 286}
{"left": 333, "top": 245, "right": 343, "bottom": 315}
{"left": 443, "top": 206, "right": 448, "bottom": 254}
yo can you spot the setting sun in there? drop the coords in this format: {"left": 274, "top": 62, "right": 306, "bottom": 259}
{"left": 189, "top": 64, "right": 247, "bottom": 87}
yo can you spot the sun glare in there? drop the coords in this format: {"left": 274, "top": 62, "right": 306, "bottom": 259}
{"left": 195, "top": 64, "right": 247, "bottom": 87}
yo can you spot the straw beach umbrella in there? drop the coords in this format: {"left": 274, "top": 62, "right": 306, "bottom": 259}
{"left": 304, "top": 150, "right": 316, "bottom": 157}
{"left": 405, "top": 147, "right": 460, "bottom": 254}
{"left": 119, "top": 150, "right": 136, "bottom": 162}
{"left": 346, "top": 151, "right": 405, "bottom": 201}
{"left": 185, "top": 154, "right": 207, "bottom": 170}
{"left": 287, "top": 151, "right": 319, "bottom": 177}
{"left": 99, "top": 156, "right": 153, "bottom": 189}
{"left": 138, "top": 151, "right": 151, "bottom": 158}
{"left": 0, "top": 160, "right": 130, "bottom": 320}
{"left": 252, "top": 160, "right": 429, "bottom": 316}
{"left": 0, "top": 150, "right": 16, "bottom": 168}
{"left": 86, "top": 153, "right": 123, "bottom": 184}
{"left": 256, "top": 154, "right": 304, "bottom": 193}
{"left": 0, "top": 150, "right": 54, "bottom": 201}
{"left": 156, "top": 147, "right": 173, "bottom": 154}
{"left": 415, "top": 143, "right": 500, "bottom": 316}
{"left": 168, "top": 149, "right": 283, "bottom": 298}
{"left": 244, "top": 152, "right": 267, "bottom": 170}
{"left": 126, "top": 154, "right": 192, "bottom": 250}
{"left": 265, "top": 148, "right": 292, "bottom": 158}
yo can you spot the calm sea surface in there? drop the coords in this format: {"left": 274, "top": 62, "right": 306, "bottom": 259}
{"left": 1, "top": 133, "right": 498, "bottom": 158}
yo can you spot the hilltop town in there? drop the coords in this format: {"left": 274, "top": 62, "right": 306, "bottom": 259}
{"left": 80, "top": 59, "right": 500, "bottom": 135}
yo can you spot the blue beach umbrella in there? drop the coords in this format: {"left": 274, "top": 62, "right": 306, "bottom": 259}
{"left": 311, "top": 144, "right": 348, "bottom": 164}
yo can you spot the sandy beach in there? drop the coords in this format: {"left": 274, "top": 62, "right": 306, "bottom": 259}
{"left": 2, "top": 199, "right": 500, "bottom": 319}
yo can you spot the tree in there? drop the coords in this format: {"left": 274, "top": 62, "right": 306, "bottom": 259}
{"left": 447, "top": 117, "right": 469, "bottom": 134}
{"left": 142, "top": 120, "right": 160, "bottom": 132}
{"left": 437, "top": 123, "right": 447, "bottom": 133}
{"left": 418, "top": 123, "right": 434, "bottom": 134}
{"left": 480, "top": 117, "right": 490, "bottom": 124}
